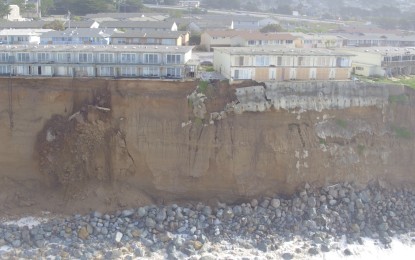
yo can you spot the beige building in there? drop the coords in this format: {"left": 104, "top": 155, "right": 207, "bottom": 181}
{"left": 342, "top": 47, "right": 415, "bottom": 77}
{"left": 292, "top": 33, "right": 343, "bottom": 49}
{"left": 214, "top": 47, "right": 353, "bottom": 82}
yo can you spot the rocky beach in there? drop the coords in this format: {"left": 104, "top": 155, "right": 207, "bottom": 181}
{"left": 1, "top": 182, "right": 415, "bottom": 259}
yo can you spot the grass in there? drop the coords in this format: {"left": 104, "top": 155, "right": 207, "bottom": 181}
{"left": 335, "top": 119, "right": 348, "bottom": 128}
{"left": 389, "top": 94, "right": 409, "bottom": 105}
{"left": 392, "top": 126, "right": 412, "bottom": 139}
{"left": 198, "top": 81, "right": 209, "bottom": 94}
{"left": 319, "top": 138, "right": 326, "bottom": 145}
{"left": 356, "top": 75, "right": 415, "bottom": 90}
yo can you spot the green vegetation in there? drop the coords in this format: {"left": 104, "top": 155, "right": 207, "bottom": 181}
{"left": 318, "top": 138, "right": 326, "bottom": 145}
{"left": 355, "top": 76, "right": 415, "bottom": 90}
{"left": 198, "top": 81, "right": 208, "bottom": 94}
{"left": 392, "top": 126, "right": 412, "bottom": 139}
{"left": 260, "top": 24, "right": 284, "bottom": 33}
{"left": 194, "top": 117, "right": 203, "bottom": 126}
{"left": 389, "top": 94, "right": 410, "bottom": 105}
{"left": 335, "top": 119, "right": 348, "bottom": 128}
{"left": 357, "top": 144, "right": 365, "bottom": 155}
{"left": 43, "top": 20, "right": 65, "bottom": 31}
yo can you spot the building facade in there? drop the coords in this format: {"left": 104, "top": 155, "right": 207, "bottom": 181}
{"left": 111, "top": 31, "right": 189, "bottom": 46}
{"left": 342, "top": 47, "right": 415, "bottom": 77}
{"left": 214, "top": 47, "right": 353, "bottom": 82}
{"left": 0, "top": 45, "right": 193, "bottom": 79}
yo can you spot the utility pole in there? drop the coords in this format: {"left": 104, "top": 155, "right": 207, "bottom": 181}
{"left": 37, "top": 0, "right": 41, "bottom": 18}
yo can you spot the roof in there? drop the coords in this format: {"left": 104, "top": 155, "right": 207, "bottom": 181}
{"left": 0, "top": 44, "right": 194, "bottom": 53}
{"left": 65, "top": 21, "right": 98, "bottom": 28}
{"left": 341, "top": 47, "right": 415, "bottom": 56}
{"left": 336, "top": 33, "right": 415, "bottom": 42}
{"left": 0, "top": 29, "right": 53, "bottom": 36}
{"left": 291, "top": 32, "right": 342, "bottom": 40}
{"left": 100, "top": 21, "right": 175, "bottom": 29}
{"left": 0, "top": 21, "right": 48, "bottom": 29}
{"left": 214, "top": 47, "right": 354, "bottom": 56}
{"left": 202, "top": 30, "right": 241, "bottom": 37}
{"left": 40, "top": 28, "right": 116, "bottom": 38}
{"left": 85, "top": 13, "right": 168, "bottom": 20}
{"left": 233, "top": 32, "right": 298, "bottom": 41}
{"left": 111, "top": 30, "right": 187, "bottom": 39}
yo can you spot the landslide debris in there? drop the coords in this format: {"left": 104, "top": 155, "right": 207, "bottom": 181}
{"left": 35, "top": 105, "right": 116, "bottom": 193}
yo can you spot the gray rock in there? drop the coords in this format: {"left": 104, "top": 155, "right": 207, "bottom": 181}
{"left": 137, "top": 207, "right": 147, "bottom": 218}
{"left": 12, "top": 240, "right": 21, "bottom": 248}
{"left": 251, "top": 199, "right": 258, "bottom": 207}
{"left": 257, "top": 241, "right": 268, "bottom": 252}
{"left": 200, "top": 254, "right": 216, "bottom": 260}
{"left": 156, "top": 209, "right": 167, "bottom": 222}
{"left": 115, "top": 232, "right": 123, "bottom": 243}
{"left": 145, "top": 217, "right": 156, "bottom": 228}
{"left": 308, "top": 197, "right": 317, "bottom": 207}
{"left": 92, "top": 211, "right": 102, "bottom": 218}
{"left": 122, "top": 209, "right": 135, "bottom": 217}
{"left": 308, "top": 247, "right": 319, "bottom": 255}
{"left": 271, "top": 199, "right": 281, "bottom": 208}
{"left": 282, "top": 252, "right": 294, "bottom": 260}
{"left": 344, "top": 248, "right": 353, "bottom": 256}
{"left": 321, "top": 244, "right": 330, "bottom": 252}
{"left": 233, "top": 205, "right": 242, "bottom": 216}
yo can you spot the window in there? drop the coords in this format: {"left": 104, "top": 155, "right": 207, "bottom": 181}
{"left": 255, "top": 56, "right": 269, "bottom": 66}
{"left": 0, "top": 52, "right": 9, "bottom": 62}
{"left": 37, "top": 53, "right": 50, "bottom": 62}
{"left": 17, "top": 53, "right": 30, "bottom": 62}
{"left": 0, "top": 65, "right": 9, "bottom": 74}
{"left": 166, "top": 54, "right": 181, "bottom": 64}
{"left": 99, "top": 53, "right": 114, "bottom": 63}
{"left": 166, "top": 67, "right": 181, "bottom": 78}
{"left": 234, "top": 69, "right": 251, "bottom": 79}
{"left": 355, "top": 66, "right": 364, "bottom": 71}
{"left": 143, "top": 67, "right": 159, "bottom": 76}
{"left": 121, "top": 67, "right": 137, "bottom": 77}
{"left": 235, "top": 56, "right": 244, "bottom": 66}
{"left": 298, "top": 57, "right": 305, "bottom": 66}
{"left": 57, "top": 52, "right": 71, "bottom": 63}
{"left": 99, "top": 66, "right": 114, "bottom": 76}
{"left": 161, "top": 39, "right": 175, "bottom": 45}
{"left": 144, "top": 53, "right": 159, "bottom": 64}
{"left": 79, "top": 53, "right": 93, "bottom": 63}
{"left": 121, "top": 53, "right": 136, "bottom": 63}
{"left": 248, "top": 40, "right": 256, "bottom": 45}
{"left": 277, "top": 57, "right": 282, "bottom": 66}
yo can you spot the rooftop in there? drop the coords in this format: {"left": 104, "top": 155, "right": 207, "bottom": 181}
{"left": 0, "top": 44, "right": 194, "bottom": 53}
{"left": 99, "top": 21, "right": 175, "bottom": 29}
{"left": 111, "top": 30, "right": 187, "bottom": 39}
{"left": 341, "top": 47, "right": 415, "bottom": 56}
{"left": 214, "top": 47, "right": 353, "bottom": 56}
{"left": 41, "top": 28, "right": 116, "bottom": 38}
{"left": 0, "top": 29, "right": 53, "bottom": 36}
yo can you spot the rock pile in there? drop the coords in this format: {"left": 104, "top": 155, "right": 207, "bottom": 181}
{"left": 1, "top": 182, "right": 415, "bottom": 259}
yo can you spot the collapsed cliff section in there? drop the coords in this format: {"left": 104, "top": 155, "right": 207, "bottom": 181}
{"left": 0, "top": 78, "right": 414, "bottom": 215}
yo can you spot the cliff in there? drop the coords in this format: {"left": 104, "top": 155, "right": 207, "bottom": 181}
{"left": 0, "top": 78, "right": 414, "bottom": 215}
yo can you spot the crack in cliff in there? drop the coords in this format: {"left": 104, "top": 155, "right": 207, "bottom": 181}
{"left": 120, "top": 131, "right": 136, "bottom": 169}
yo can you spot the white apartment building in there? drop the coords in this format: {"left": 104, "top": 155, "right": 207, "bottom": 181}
{"left": 214, "top": 47, "right": 353, "bottom": 82}
{"left": 0, "top": 45, "right": 193, "bottom": 79}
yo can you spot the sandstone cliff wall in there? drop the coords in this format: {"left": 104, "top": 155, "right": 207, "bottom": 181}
{"left": 0, "top": 78, "right": 414, "bottom": 215}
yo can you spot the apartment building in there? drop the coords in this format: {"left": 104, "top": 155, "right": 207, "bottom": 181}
{"left": 0, "top": 29, "right": 53, "bottom": 45}
{"left": 40, "top": 28, "right": 115, "bottom": 45}
{"left": 342, "top": 47, "right": 415, "bottom": 77}
{"left": 111, "top": 31, "right": 189, "bottom": 46}
{"left": 214, "top": 47, "right": 353, "bottom": 82}
{"left": 0, "top": 45, "right": 193, "bottom": 79}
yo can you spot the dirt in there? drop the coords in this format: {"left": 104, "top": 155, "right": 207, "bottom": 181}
{"left": 0, "top": 78, "right": 414, "bottom": 216}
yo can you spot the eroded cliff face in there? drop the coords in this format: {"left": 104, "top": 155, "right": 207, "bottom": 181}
{"left": 0, "top": 78, "right": 414, "bottom": 215}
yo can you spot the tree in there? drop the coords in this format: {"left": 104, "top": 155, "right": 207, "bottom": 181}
{"left": 41, "top": 0, "right": 55, "bottom": 16}
{"left": 164, "top": 0, "right": 178, "bottom": 5}
{"left": 118, "top": 0, "right": 143, "bottom": 12}
{"left": 275, "top": 4, "right": 292, "bottom": 15}
{"left": 0, "top": 2, "right": 11, "bottom": 18}
{"left": 43, "top": 20, "right": 65, "bottom": 30}
{"left": 260, "top": 24, "right": 284, "bottom": 33}
{"left": 59, "top": 0, "right": 115, "bottom": 15}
